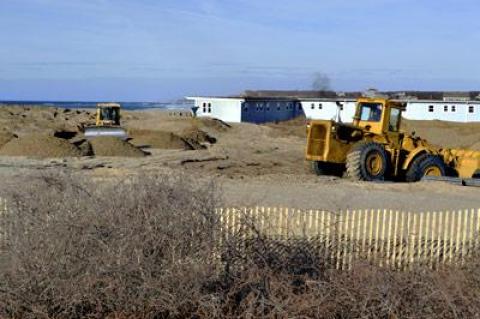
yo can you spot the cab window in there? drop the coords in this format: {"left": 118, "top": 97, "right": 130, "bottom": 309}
{"left": 100, "top": 108, "right": 120, "bottom": 124}
{"left": 359, "top": 103, "right": 383, "bottom": 122}
{"left": 389, "top": 108, "right": 401, "bottom": 132}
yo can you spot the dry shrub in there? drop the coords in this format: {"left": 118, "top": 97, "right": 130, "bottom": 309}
{"left": 218, "top": 230, "right": 480, "bottom": 319}
{"left": 0, "top": 172, "right": 220, "bottom": 318}
{"left": 1, "top": 175, "right": 480, "bottom": 318}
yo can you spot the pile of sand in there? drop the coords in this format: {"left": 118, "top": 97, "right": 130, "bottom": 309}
{"left": 177, "top": 126, "right": 222, "bottom": 150}
{"left": 402, "top": 119, "right": 480, "bottom": 149}
{"left": 90, "top": 137, "right": 147, "bottom": 157}
{"left": 128, "top": 129, "right": 187, "bottom": 149}
{"left": 197, "top": 118, "right": 231, "bottom": 132}
{"left": 0, "top": 131, "right": 16, "bottom": 148}
{"left": 0, "top": 134, "right": 83, "bottom": 157}
{"left": 266, "top": 116, "right": 307, "bottom": 139}
{"left": 182, "top": 127, "right": 217, "bottom": 146}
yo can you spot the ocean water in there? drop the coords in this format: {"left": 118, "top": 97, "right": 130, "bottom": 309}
{"left": 0, "top": 100, "right": 193, "bottom": 110}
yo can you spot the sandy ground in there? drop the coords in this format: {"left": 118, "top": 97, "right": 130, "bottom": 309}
{"left": 0, "top": 106, "right": 477, "bottom": 211}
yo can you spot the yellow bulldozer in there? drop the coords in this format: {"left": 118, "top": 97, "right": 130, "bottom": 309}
{"left": 84, "top": 103, "right": 128, "bottom": 140}
{"left": 306, "top": 97, "right": 480, "bottom": 184}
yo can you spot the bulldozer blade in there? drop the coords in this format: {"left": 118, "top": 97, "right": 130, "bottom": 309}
{"left": 422, "top": 176, "right": 480, "bottom": 187}
{"left": 84, "top": 126, "right": 128, "bottom": 140}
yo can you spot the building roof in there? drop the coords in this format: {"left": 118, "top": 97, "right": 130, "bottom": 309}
{"left": 241, "top": 90, "right": 480, "bottom": 101}
{"left": 242, "top": 90, "right": 340, "bottom": 99}
{"left": 187, "top": 90, "right": 480, "bottom": 103}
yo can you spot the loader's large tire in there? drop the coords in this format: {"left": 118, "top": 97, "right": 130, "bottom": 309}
{"left": 311, "top": 161, "right": 328, "bottom": 175}
{"left": 473, "top": 169, "right": 480, "bottom": 179}
{"left": 405, "top": 154, "right": 446, "bottom": 182}
{"left": 311, "top": 161, "right": 343, "bottom": 177}
{"left": 346, "top": 142, "right": 388, "bottom": 181}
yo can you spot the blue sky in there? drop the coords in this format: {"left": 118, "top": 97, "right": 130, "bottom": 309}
{"left": 1, "top": 0, "right": 479, "bottom": 101}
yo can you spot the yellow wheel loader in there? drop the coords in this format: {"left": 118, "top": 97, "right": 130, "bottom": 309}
{"left": 306, "top": 97, "right": 480, "bottom": 184}
{"left": 84, "top": 103, "right": 128, "bottom": 140}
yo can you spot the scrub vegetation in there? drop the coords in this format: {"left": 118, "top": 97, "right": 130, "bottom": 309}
{"left": 1, "top": 172, "right": 479, "bottom": 318}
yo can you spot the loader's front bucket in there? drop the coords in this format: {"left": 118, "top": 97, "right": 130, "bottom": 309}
{"left": 84, "top": 126, "right": 128, "bottom": 140}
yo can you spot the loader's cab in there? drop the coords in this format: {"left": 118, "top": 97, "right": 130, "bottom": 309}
{"left": 96, "top": 103, "right": 121, "bottom": 126}
{"left": 353, "top": 98, "right": 405, "bottom": 135}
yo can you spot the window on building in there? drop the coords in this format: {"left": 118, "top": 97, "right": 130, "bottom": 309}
{"left": 208, "top": 103, "right": 211, "bottom": 113}
{"left": 469, "top": 105, "right": 475, "bottom": 113}
{"left": 428, "top": 105, "right": 434, "bottom": 112}
{"left": 202, "top": 102, "right": 207, "bottom": 113}
{"left": 311, "top": 103, "right": 315, "bottom": 110}
{"left": 318, "top": 103, "right": 323, "bottom": 110}
{"left": 444, "top": 105, "right": 448, "bottom": 112}
{"left": 451, "top": 105, "right": 456, "bottom": 112}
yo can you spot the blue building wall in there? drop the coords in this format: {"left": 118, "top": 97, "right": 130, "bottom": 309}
{"left": 241, "top": 99, "right": 304, "bottom": 123}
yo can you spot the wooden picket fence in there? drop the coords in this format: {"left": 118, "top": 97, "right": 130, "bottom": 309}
{"left": 216, "top": 207, "right": 480, "bottom": 270}
{"left": 1, "top": 201, "right": 479, "bottom": 271}
{"left": 0, "top": 198, "right": 7, "bottom": 246}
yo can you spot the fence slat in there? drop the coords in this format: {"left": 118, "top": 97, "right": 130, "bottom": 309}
{"left": 476, "top": 209, "right": 480, "bottom": 253}
{"left": 392, "top": 210, "right": 399, "bottom": 269}
{"left": 462, "top": 209, "right": 469, "bottom": 265}
{"left": 441, "top": 211, "right": 447, "bottom": 266}
{"left": 435, "top": 211, "right": 442, "bottom": 267}
{"left": 430, "top": 212, "right": 440, "bottom": 268}
{"left": 455, "top": 210, "right": 462, "bottom": 265}
{"left": 469, "top": 209, "right": 476, "bottom": 259}
{"left": 335, "top": 212, "right": 342, "bottom": 270}
{"left": 350, "top": 210, "right": 356, "bottom": 269}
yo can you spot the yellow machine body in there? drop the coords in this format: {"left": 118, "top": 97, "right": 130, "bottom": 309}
{"left": 306, "top": 97, "right": 480, "bottom": 181}
{"left": 85, "top": 103, "right": 128, "bottom": 140}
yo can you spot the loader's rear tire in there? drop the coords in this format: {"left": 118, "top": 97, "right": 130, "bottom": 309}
{"left": 405, "top": 154, "right": 446, "bottom": 182}
{"left": 312, "top": 161, "right": 343, "bottom": 177}
{"left": 346, "top": 142, "right": 388, "bottom": 181}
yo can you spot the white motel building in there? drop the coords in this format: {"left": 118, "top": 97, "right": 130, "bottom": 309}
{"left": 186, "top": 91, "right": 480, "bottom": 124}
